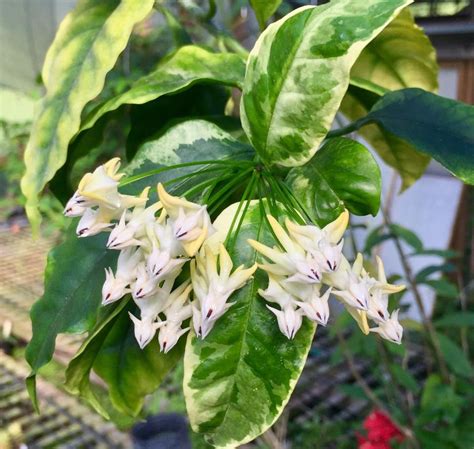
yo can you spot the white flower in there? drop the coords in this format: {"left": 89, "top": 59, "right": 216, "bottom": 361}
{"left": 132, "top": 263, "right": 159, "bottom": 299}
{"left": 258, "top": 275, "right": 297, "bottom": 309}
{"left": 332, "top": 270, "right": 370, "bottom": 310}
{"left": 146, "top": 244, "right": 188, "bottom": 281}
{"left": 367, "top": 288, "right": 389, "bottom": 323}
{"left": 267, "top": 305, "right": 302, "bottom": 339}
{"left": 158, "top": 282, "right": 193, "bottom": 353}
{"left": 76, "top": 208, "right": 114, "bottom": 237}
{"left": 133, "top": 277, "right": 174, "bottom": 319}
{"left": 295, "top": 288, "right": 331, "bottom": 326}
{"left": 248, "top": 216, "right": 323, "bottom": 283}
{"left": 158, "top": 183, "right": 214, "bottom": 256}
{"left": 128, "top": 312, "right": 162, "bottom": 349}
{"left": 102, "top": 268, "right": 130, "bottom": 305}
{"left": 285, "top": 210, "right": 348, "bottom": 273}
{"left": 77, "top": 158, "right": 123, "bottom": 209}
{"left": 370, "top": 309, "right": 403, "bottom": 344}
{"left": 191, "top": 244, "right": 257, "bottom": 338}
{"left": 64, "top": 192, "right": 87, "bottom": 217}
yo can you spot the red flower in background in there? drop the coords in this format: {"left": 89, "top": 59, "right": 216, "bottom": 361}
{"left": 357, "top": 410, "right": 404, "bottom": 449}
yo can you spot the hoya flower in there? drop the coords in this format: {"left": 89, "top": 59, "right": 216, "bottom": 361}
{"left": 102, "top": 268, "right": 130, "bottom": 305}
{"left": 191, "top": 244, "right": 257, "bottom": 338}
{"left": 128, "top": 312, "right": 162, "bottom": 349}
{"left": 367, "top": 288, "right": 389, "bottom": 323}
{"left": 132, "top": 263, "right": 159, "bottom": 299}
{"left": 77, "top": 158, "right": 123, "bottom": 209}
{"left": 133, "top": 277, "right": 177, "bottom": 320}
{"left": 370, "top": 256, "right": 406, "bottom": 295}
{"left": 332, "top": 270, "right": 370, "bottom": 311}
{"left": 285, "top": 210, "right": 348, "bottom": 272}
{"left": 295, "top": 288, "right": 331, "bottom": 326}
{"left": 107, "top": 201, "right": 160, "bottom": 250}
{"left": 370, "top": 309, "right": 403, "bottom": 344}
{"left": 258, "top": 274, "right": 298, "bottom": 309}
{"left": 267, "top": 305, "right": 303, "bottom": 340}
{"left": 76, "top": 207, "right": 115, "bottom": 237}
{"left": 102, "top": 248, "right": 142, "bottom": 305}
{"left": 146, "top": 244, "right": 188, "bottom": 281}
{"left": 158, "top": 282, "right": 193, "bottom": 352}
{"left": 64, "top": 192, "right": 87, "bottom": 217}
{"left": 248, "top": 216, "right": 323, "bottom": 283}
{"left": 157, "top": 183, "right": 213, "bottom": 256}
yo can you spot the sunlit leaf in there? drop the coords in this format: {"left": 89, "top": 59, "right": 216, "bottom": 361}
{"left": 240, "top": 0, "right": 410, "bottom": 167}
{"left": 184, "top": 203, "right": 316, "bottom": 447}
{"left": 286, "top": 137, "right": 381, "bottom": 226}
{"left": 21, "top": 0, "right": 155, "bottom": 229}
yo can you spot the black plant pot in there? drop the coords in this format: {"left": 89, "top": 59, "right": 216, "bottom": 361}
{"left": 131, "top": 413, "right": 191, "bottom": 449}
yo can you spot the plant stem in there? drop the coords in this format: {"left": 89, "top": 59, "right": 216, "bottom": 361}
{"left": 381, "top": 208, "right": 451, "bottom": 384}
{"left": 336, "top": 331, "right": 419, "bottom": 449}
{"left": 326, "top": 119, "right": 367, "bottom": 139}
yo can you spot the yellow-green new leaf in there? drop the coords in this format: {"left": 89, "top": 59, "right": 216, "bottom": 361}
{"left": 342, "top": 8, "right": 438, "bottom": 189}
{"left": 240, "top": 0, "right": 411, "bottom": 168}
{"left": 21, "top": 0, "right": 154, "bottom": 228}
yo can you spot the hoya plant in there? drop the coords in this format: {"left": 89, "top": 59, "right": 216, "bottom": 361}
{"left": 22, "top": 0, "right": 473, "bottom": 447}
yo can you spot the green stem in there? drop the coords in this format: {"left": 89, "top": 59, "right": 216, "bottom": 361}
{"left": 381, "top": 208, "right": 451, "bottom": 384}
{"left": 326, "top": 118, "right": 367, "bottom": 139}
{"left": 120, "top": 159, "right": 254, "bottom": 187}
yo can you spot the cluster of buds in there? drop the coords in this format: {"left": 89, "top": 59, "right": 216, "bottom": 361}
{"left": 65, "top": 158, "right": 405, "bottom": 351}
{"left": 64, "top": 159, "right": 256, "bottom": 352}
{"left": 249, "top": 214, "right": 404, "bottom": 343}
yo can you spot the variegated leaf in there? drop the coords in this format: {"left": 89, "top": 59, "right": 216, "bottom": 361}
{"left": 21, "top": 0, "right": 155, "bottom": 229}
{"left": 342, "top": 8, "right": 438, "bottom": 189}
{"left": 240, "top": 0, "right": 411, "bottom": 167}
{"left": 184, "top": 203, "right": 316, "bottom": 448}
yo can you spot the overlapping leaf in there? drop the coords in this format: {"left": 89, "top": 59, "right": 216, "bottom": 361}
{"left": 80, "top": 46, "right": 246, "bottom": 133}
{"left": 26, "top": 227, "right": 118, "bottom": 408}
{"left": 342, "top": 8, "right": 438, "bottom": 189}
{"left": 249, "top": 0, "right": 282, "bottom": 29}
{"left": 357, "top": 89, "right": 474, "bottom": 185}
{"left": 92, "top": 304, "right": 185, "bottom": 416}
{"left": 240, "top": 0, "right": 410, "bottom": 167}
{"left": 286, "top": 137, "right": 381, "bottom": 226}
{"left": 184, "top": 203, "right": 316, "bottom": 448}
{"left": 21, "top": 0, "right": 155, "bottom": 228}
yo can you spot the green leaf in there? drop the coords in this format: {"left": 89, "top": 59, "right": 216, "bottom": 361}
{"left": 342, "top": 8, "right": 437, "bottom": 189}
{"left": 93, "top": 304, "right": 184, "bottom": 416}
{"left": 80, "top": 46, "right": 246, "bottom": 133}
{"left": 249, "top": 0, "right": 282, "bottom": 29}
{"left": 64, "top": 299, "right": 130, "bottom": 418}
{"left": 125, "top": 84, "right": 231, "bottom": 160}
{"left": 184, "top": 203, "right": 316, "bottom": 447}
{"left": 359, "top": 89, "right": 474, "bottom": 185}
{"left": 388, "top": 224, "right": 423, "bottom": 251}
{"left": 286, "top": 137, "right": 381, "bottom": 226}
{"left": 436, "top": 333, "right": 474, "bottom": 378}
{"left": 20, "top": 0, "right": 155, "bottom": 229}
{"left": 435, "top": 312, "right": 474, "bottom": 328}
{"left": 25, "top": 225, "right": 118, "bottom": 401}
{"left": 240, "top": 0, "right": 410, "bottom": 167}
{"left": 422, "top": 279, "right": 459, "bottom": 299}
{"left": 121, "top": 119, "right": 254, "bottom": 200}
{"left": 419, "top": 374, "right": 464, "bottom": 426}
{"left": 390, "top": 363, "right": 419, "bottom": 393}
{"left": 408, "top": 248, "right": 460, "bottom": 258}
{"left": 414, "top": 263, "right": 456, "bottom": 282}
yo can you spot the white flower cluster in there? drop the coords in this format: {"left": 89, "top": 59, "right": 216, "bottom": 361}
{"left": 64, "top": 159, "right": 256, "bottom": 352}
{"left": 249, "top": 213, "right": 405, "bottom": 344}
{"left": 65, "top": 158, "right": 404, "bottom": 351}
